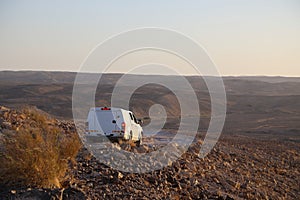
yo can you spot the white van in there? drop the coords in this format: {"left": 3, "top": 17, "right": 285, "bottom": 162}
{"left": 85, "top": 107, "right": 143, "bottom": 145}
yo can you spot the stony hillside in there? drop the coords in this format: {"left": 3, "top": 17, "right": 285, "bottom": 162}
{"left": 0, "top": 106, "right": 299, "bottom": 199}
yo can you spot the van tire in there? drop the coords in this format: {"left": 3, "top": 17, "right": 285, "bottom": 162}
{"left": 117, "top": 138, "right": 123, "bottom": 144}
{"left": 129, "top": 131, "right": 133, "bottom": 141}
{"left": 136, "top": 139, "right": 142, "bottom": 147}
{"left": 136, "top": 132, "right": 143, "bottom": 147}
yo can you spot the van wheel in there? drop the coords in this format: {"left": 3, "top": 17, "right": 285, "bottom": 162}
{"left": 136, "top": 132, "right": 143, "bottom": 147}
{"left": 117, "top": 138, "right": 123, "bottom": 144}
{"left": 129, "top": 131, "right": 133, "bottom": 141}
{"left": 136, "top": 139, "right": 142, "bottom": 147}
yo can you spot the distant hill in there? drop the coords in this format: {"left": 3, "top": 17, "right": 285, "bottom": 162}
{"left": 0, "top": 71, "right": 299, "bottom": 137}
{"left": 224, "top": 76, "right": 300, "bottom": 83}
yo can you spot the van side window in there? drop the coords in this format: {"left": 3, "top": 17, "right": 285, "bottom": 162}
{"left": 132, "top": 114, "right": 138, "bottom": 124}
{"left": 129, "top": 113, "right": 134, "bottom": 120}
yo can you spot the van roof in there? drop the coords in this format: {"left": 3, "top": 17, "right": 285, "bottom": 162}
{"left": 90, "top": 107, "right": 130, "bottom": 112}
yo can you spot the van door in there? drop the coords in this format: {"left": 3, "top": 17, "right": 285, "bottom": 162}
{"left": 96, "top": 110, "right": 122, "bottom": 136}
{"left": 113, "top": 110, "right": 123, "bottom": 133}
{"left": 129, "top": 112, "right": 139, "bottom": 140}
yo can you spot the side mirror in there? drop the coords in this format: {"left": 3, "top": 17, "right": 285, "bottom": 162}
{"left": 137, "top": 119, "right": 143, "bottom": 125}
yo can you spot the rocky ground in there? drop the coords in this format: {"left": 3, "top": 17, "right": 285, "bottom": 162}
{"left": 68, "top": 138, "right": 300, "bottom": 200}
{"left": 0, "top": 106, "right": 299, "bottom": 199}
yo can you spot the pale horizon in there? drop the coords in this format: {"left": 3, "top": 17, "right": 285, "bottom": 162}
{"left": 1, "top": 69, "right": 300, "bottom": 78}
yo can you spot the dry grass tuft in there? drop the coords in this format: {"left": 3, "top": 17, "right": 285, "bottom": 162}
{"left": 0, "top": 108, "right": 81, "bottom": 189}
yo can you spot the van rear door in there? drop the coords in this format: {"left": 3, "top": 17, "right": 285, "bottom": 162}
{"left": 95, "top": 109, "right": 122, "bottom": 135}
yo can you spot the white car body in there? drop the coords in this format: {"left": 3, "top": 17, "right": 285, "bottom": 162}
{"left": 85, "top": 107, "right": 143, "bottom": 144}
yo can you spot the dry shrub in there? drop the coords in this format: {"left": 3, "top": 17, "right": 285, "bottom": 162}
{"left": 0, "top": 108, "right": 81, "bottom": 189}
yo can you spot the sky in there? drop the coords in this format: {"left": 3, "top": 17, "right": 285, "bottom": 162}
{"left": 0, "top": 0, "right": 299, "bottom": 76}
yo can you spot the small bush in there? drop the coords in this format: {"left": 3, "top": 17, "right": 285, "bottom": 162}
{"left": 0, "top": 108, "right": 81, "bottom": 189}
